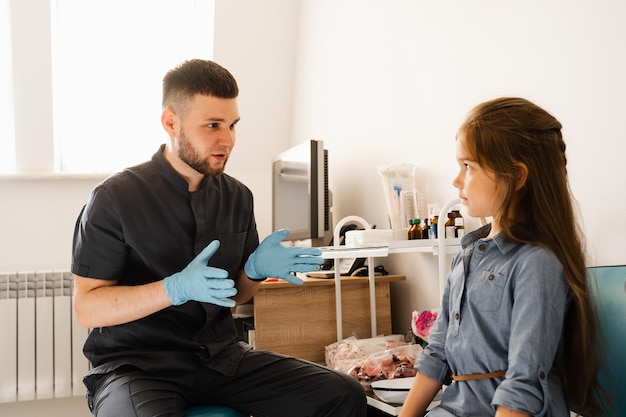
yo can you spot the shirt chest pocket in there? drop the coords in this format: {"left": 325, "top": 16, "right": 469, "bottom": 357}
{"left": 213, "top": 232, "right": 247, "bottom": 276}
{"left": 468, "top": 270, "right": 507, "bottom": 311}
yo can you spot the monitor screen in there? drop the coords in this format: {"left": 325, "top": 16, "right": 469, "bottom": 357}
{"left": 272, "top": 139, "right": 329, "bottom": 243}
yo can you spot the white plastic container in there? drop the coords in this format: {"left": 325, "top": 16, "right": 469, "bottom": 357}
{"left": 345, "top": 229, "right": 394, "bottom": 247}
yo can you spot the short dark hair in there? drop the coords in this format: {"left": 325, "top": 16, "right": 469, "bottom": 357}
{"left": 162, "top": 59, "right": 239, "bottom": 113}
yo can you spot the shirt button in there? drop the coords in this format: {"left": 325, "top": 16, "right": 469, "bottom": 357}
{"left": 539, "top": 371, "right": 546, "bottom": 379}
{"left": 454, "top": 313, "right": 460, "bottom": 320}
{"left": 478, "top": 244, "right": 486, "bottom": 251}
{"left": 488, "top": 274, "right": 495, "bottom": 281}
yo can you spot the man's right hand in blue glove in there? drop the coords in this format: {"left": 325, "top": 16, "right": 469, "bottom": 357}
{"left": 163, "top": 240, "right": 237, "bottom": 308}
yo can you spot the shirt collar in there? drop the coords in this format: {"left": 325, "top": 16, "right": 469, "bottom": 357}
{"left": 152, "top": 144, "right": 219, "bottom": 193}
{"left": 152, "top": 144, "right": 189, "bottom": 192}
{"left": 461, "top": 223, "right": 519, "bottom": 255}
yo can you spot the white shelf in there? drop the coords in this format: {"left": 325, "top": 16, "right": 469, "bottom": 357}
{"left": 324, "top": 199, "right": 463, "bottom": 343}
{"left": 320, "top": 246, "right": 389, "bottom": 259}
{"left": 389, "top": 238, "right": 460, "bottom": 253}
{"left": 320, "top": 238, "right": 461, "bottom": 258}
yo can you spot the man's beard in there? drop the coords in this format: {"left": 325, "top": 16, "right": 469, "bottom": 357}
{"left": 177, "top": 129, "right": 227, "bottom": 177}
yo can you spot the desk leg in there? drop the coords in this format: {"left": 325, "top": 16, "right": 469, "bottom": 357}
{"left": 367, "top": 257, "right": 377, "bottom": 337}
{"left": 334, "top": 268, "right": 342, "bottom": 341}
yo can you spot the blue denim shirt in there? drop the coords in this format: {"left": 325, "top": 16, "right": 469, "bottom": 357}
{"left": 416, "top": 224, "right": 570, "bottom": 416}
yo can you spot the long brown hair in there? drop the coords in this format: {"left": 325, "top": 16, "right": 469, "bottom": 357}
{"left": 459, "top": 97, "right": 605, "bottom": 415}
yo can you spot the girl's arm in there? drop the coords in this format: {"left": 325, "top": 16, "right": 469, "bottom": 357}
{"left": 398, "top": 372, "right": 442, "bottom": 417}
{"left": 495, "top": 405, "right": 530, "bottom": 417}
{"left": 493, "top": 249, "right": 570, "bottom": 413}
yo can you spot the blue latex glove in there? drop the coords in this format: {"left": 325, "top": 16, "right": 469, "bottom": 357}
{"left": 244, "top": 229, "right": 324, "bottom": 285}
{"left": 163, "top": 240, "right": 237, "bottom": 307}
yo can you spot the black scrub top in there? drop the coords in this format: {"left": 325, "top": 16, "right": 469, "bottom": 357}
{"left": 72, "top": 145, "right": 259, "bottom": 376}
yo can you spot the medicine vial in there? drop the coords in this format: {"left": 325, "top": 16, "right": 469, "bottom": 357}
{"left": 453, "top": 210, "right": 465, "bottom": 238}
{"left": 430, "top": 215, "right": 438, "bottom": 239}
{"left": 445, "top": 213, "right": 455, "bottom": 238}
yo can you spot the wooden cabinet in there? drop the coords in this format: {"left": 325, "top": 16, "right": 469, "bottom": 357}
{"left": 253, "top": 275, "right": 405, "bottom": 363}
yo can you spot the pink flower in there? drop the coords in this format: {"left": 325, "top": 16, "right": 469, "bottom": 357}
{"left": 411, "top": 309, "right": 438, "bottom": 342}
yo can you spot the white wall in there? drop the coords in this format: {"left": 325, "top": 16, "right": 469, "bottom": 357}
{"left": 1, "top": 0, "right": 625, "bottom": 343}
{"left": 0, "top": 176, "right": 102, "bottom": 271}
{"left": 211, "top": 0, "right": 301, "bottom": 239}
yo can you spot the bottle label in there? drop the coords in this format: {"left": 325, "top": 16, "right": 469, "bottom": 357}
{"left": 455, "top": 217, "right": 464, "bottom": 227}
{"left": 445, "top": 226, "right": 455, "bottom": 238}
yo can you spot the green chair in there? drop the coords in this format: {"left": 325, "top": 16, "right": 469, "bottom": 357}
{"left": 587, "top": 265, "right": 626, "bottom": 416}
{"left": 184, "top": 406, "right": 247, "bottom": 417}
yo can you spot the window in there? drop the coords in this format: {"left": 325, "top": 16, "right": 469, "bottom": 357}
{"left": 2, "top": 0, "right": 214, "bottom": 174}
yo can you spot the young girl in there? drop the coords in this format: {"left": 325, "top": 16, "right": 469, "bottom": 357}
{"left": 399, "top": 97, "right": 605, "bottom": 417}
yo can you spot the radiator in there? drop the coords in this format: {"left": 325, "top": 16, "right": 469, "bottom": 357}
{"left": 0, "top": 271, "right": 89, "bottom": 403}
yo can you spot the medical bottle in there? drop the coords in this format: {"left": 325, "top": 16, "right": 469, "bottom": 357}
{"left": 453, "top": 210, "right": 465, "bottom": 238}
{"left": 414, "top": 219, "right": 424, "bottom": 239}
{"left": 421, "top": 218, "right": 429, "bottom": 239}
{"left": 445, "top": 213, "right": 455, "bottom": 238}
{"left": 407, "top": 219, "right": 417, "bottom": 240}
{"left": 430, "top": 215, "right": 438, "bottom": 239}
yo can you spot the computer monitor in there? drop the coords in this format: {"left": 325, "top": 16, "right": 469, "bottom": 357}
{"left": 272, "top": 139, "right": 330, "bottom": 245}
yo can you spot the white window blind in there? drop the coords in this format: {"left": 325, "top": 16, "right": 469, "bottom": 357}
{"left": 2, "top": 0, "right": 215, "bottom": 174}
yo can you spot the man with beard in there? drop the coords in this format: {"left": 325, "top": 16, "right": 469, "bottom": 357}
{"left": 71, "top": 59, "right": 367, "bottom": 417}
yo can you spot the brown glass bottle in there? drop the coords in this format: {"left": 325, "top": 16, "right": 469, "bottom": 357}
{"left": 407, "top": 219, "right": 417, "bottom": 240}
{"left": 421, "top": 218, "right": 429, "bottom": 239}
{"left": 445, "top": 213, "right": 455, "bottom": 238}
{"left": 414, "top": 219, "right": 424, "bottom": 239}
{"left": 408, "top": 218, "right": 423, "bottom": 240}
{"left": 452, "top": 210, "right": 464, "bottom": 238}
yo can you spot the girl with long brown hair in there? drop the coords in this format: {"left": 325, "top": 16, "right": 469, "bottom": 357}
{"left": 399, "top": 97, "right": 604, "bottom": 416}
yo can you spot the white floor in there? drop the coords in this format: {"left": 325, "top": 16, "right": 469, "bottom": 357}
{"left": 0, "top": 396, "right": 91, "bottom": 417}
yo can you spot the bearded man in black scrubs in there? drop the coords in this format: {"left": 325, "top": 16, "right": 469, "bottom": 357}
{"left": 71, "top": 59, "right": 367, "bottom": 417}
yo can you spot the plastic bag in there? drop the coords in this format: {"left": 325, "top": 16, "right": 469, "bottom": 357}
{"left": 325, "top": 335, "right": 422, "bottom": 387}
{"left": 377, "top": 163, "right": 418, "bottom": 230}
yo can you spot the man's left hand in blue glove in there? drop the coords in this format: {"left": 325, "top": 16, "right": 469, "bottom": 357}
{"left": 244, "top": 229, "right": 324, "bottom": 285}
